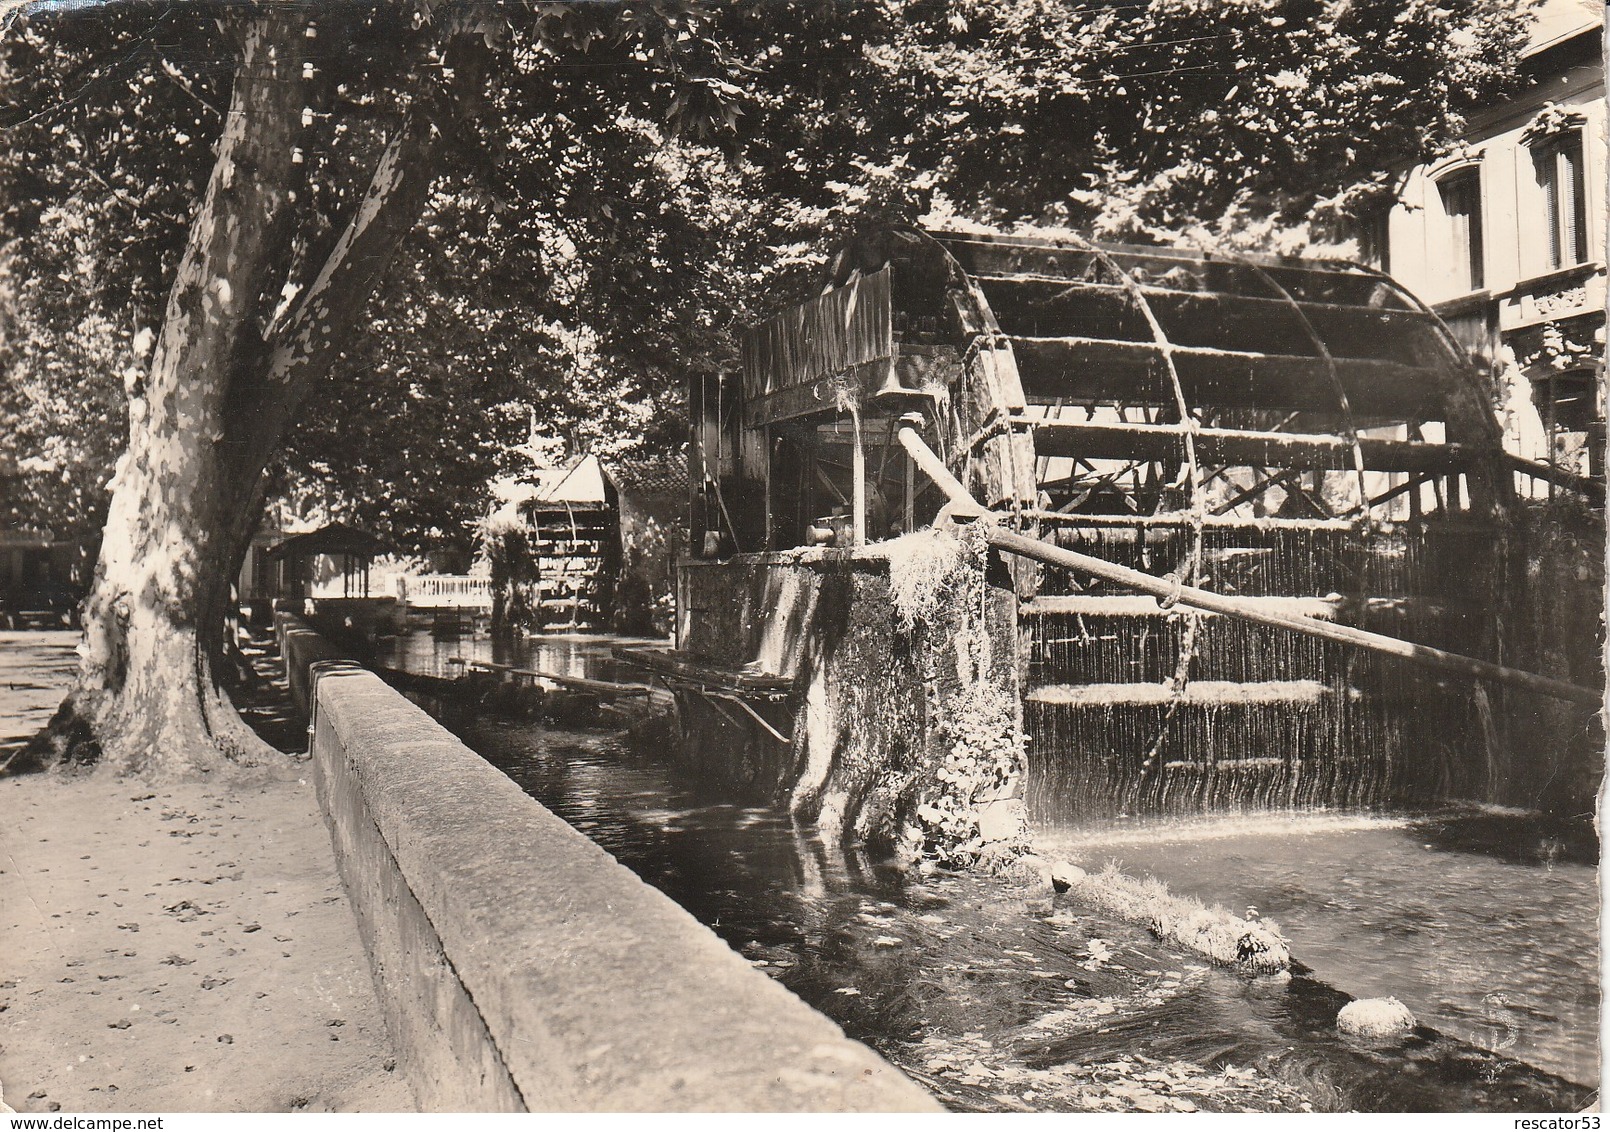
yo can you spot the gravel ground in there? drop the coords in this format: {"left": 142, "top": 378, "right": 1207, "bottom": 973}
{"left": 0, "top": 630, "right": 411, "bottom": 1113}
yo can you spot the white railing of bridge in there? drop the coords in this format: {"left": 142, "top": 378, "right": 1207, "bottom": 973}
{"left": 397, "top": 574, "right": 493, "bottom": 609}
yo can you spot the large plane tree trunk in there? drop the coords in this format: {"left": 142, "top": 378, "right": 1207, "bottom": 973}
{"left": 29, "top": 11, "right": 485, "bottom": 780}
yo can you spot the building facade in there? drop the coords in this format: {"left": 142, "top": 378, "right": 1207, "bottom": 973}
{"left": 1377, "top": 0, "right": 1604, "bottom": 483}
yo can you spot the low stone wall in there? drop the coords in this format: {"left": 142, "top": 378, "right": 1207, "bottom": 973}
{"left": 276, "top": 610, "right": 351, "bottom": 717}
{"left": 285, "top": 618, "right": 932, "bottom": 1112}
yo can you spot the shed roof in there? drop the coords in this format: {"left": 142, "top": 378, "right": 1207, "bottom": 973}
{"left": 266, "top": 523, "right": 388, "bottom": 560}
{"left": 603, "top": 452, "right": 689, "bottom": 498}
{"left": 529, "top": 454, "right": 609, "bottom": 506}
{"left": 1525, "top": 0, "right": 1600, "bottom": 57}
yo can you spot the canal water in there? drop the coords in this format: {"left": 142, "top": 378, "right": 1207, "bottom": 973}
{"left": 380, "top": 632, "right": 1597, "bottom": 1110}
{"left": 377, "top": 629, "right": 655, "bottom": 685}
{"left": 1037, "top": 814, "right": 1600, "bottom": 1087}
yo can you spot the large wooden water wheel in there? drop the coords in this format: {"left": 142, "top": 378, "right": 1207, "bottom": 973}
{"left": 713, "top": 225, "right": 1515, "bottom": 819}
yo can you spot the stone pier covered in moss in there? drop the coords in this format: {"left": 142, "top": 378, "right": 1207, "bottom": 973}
{"left": 671, "top": 529, "right": 1027, "bottom": 864}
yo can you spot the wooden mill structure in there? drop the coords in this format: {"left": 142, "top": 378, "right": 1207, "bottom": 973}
{"left": 688, "top": 225, "right": 1551, "bottom": 821}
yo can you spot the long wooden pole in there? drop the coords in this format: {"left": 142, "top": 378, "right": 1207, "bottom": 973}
{"left": 897, "top": 424, "right": 1601, "bottom": 707}
{"left": 988, "top": 528, "right": 1599, "bottom": 706}
{"left": 1505, "top": 452, "right": 1605, "bottom": 504}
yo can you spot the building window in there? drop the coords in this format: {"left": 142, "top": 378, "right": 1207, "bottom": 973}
{"left": 1532, "top": 368, "right": 1600, "bottom": 478}
{"left": 1534, "top": 133, "right": 1588, "bottom": 270}
{"left": 1438, "top": 169, "right": 1484, "bottom": 292}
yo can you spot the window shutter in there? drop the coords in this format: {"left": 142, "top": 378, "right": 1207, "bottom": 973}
{"left": 1539, "top": 149, "right": 1563, "bottom": 269}
{"left": 1439, "top": 172, "right": 1484, "bottom": 292}
{"left": 1536, "top": 134, "right": 1588, "bottom": 270}
{"left": 1562, "top": 138, "right": 1587, "bottom": 266}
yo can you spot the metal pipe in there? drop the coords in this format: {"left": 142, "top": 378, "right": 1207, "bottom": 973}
{"left": 900, "top": 423, "right": 1601, "bottom": 707}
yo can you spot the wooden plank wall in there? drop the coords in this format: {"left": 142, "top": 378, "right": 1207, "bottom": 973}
{"left": 741, "top": 268, "right": 893, "bottom": 406}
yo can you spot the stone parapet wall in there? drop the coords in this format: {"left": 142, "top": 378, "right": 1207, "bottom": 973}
{"left": 284, "top": 617, "right": 932, "bottom": 1112}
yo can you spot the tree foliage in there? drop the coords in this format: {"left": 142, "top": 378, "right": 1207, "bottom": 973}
{"left": 726, "top": 0, "right": 1532, "bottom": 244}
{"left": 3, "top": 0, "right": 1532, "bottom": 552}
{"left": 2, "top": 0, "right": 825, "bottom": 775}
{"left": 0, "top": 4, "right": 214, "bottom": 544}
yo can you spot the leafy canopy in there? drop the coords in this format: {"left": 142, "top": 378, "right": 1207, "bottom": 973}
{"left": 0, "top": 0, "right": 1531, "bottom": 555}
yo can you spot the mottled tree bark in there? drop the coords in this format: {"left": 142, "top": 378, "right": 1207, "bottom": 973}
{"left": 29, "top": 12, "right": 485, "bottom": 780}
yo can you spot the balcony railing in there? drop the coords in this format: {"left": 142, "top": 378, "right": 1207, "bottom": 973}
{"left": 397, "top": 574, "right": 493, "bottom": 609}
{"left": 1498, "top": 261, "right": 1606, "bottom": 332}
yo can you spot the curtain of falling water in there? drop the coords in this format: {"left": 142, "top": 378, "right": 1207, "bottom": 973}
{"left": 1027, "top": 521, "right": 1494, "bottom": 825}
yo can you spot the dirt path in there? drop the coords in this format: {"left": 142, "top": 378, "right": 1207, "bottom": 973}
{"left": 0, "top": 632, "right": 411, "bottom": 1113}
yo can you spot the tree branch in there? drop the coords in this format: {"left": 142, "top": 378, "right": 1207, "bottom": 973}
{"left": 219, "top": 20, "right": 497, "bottom": 553}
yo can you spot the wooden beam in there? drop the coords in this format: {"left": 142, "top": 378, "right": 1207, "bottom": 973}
{"left": 1355, "top": 472, "right": 1438, "bottom": 513}
{"left": 973, "top": 273, "right": 1430, "bottom": 321}
{"left": 993, "top": 526, "right": 1600, "bottom": 705}
{"left": 454, "top": 660, "right": 652, "bottom": 698}
{"left": 763, "top": 426, "right": 773, "bottom": 551}
{"left": 976, "top": 276, "right": 1440, "bottom": 364}
{"left": 1023, "top": 510, "right": 1356, "bottom": 531}
{"left": 810, "top": 458, "right": 848, "bottom": 505}
{"left": 1028, "top": 419, "right": 1477, "bottom": 473}
{"left": 611, "top": 646, "right": 795, "bottom": 694}
{"left": 936, "top": 229, "right": 1394, "bottom": 279}
{"left": 851, "top": 408, "right": 867, "bottom": 545}
{"left": 697, "top": 691, "right": 755, "bottom": 735}
{"left": 1008, "top": 335, "right": 1447, "bottom": 418}
{"left": 741, "top": 351, "right": 957, "bottom": 429}
{"left": 709, "top": 692, "right": 793, "bottom": 745}
{"left": 1505, "top": 452, "right": 1605, "bottom": 504}
{"left": 1022, "top": 594, "right": 1346, "bottom": 619}
{"left": 936, "top": 233, "right": 1414, "bottom": 308}
{"left": 1209, "top": 468, "right": 1303, "bottom": 516}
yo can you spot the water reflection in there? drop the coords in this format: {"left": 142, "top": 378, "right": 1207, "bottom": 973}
{"left": 378, "top": 630, "right": 658, "bottom": 683}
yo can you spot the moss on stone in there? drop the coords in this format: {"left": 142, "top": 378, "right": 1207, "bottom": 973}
{"left": 1057, "top": 862, "right": 1292, "bottom": 974}
{"left": 889, "top": 525, "right": 1029, "bottom": 867}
